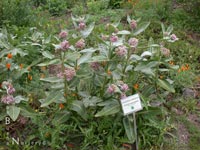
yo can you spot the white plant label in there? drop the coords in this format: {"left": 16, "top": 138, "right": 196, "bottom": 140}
{"left": 121, "top": 94, "right": 143, "bottom": 115}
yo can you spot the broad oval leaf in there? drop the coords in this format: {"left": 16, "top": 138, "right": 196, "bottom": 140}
{"left": 141, "top": 51, "right": 152, "bottom": 57}
{"left": 157, "top": 79, "right": 175, "bottom": 93}
{"left": 117, "top": 30, "right": 131, "bottom": 35}
{"left": 40, "top": 77, "right": 63, "bottom": 83}
{"left": 42, "top": 51, "right": 55, "bottom": 59}
{"left": 52, "top": 111, "right": 70, "bottom": 125}
{"left": 123, "top": 117, "right": 135, "bottom": 142}
{"left": 6, "top": 105, "right": 20, "bottom": 121}
{"left": 41, "top": 91, "right": 64, "bottom": 107}
{"left": 37, "top": 59, "right": 60, "bottom": 67}
{"left": 77, "top": 52, "right": 92, "bottom": 65}
{"left": 65, "top": 52, "right": 81, "bottom": 61}
{"left": 80, "top": 22, "right": 95, "bottom": 38}
{"left": 133, "top": 22, "right": 150, "bottom": 36}
{"left": 95, "top": 100, "right": 120, "bottom": 117}
{"left": 70, "top": 100, "right": 88, "bottom": 120}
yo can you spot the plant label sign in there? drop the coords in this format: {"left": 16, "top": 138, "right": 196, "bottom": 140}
{"left": 121, "top": 94, "right": 142, "bottom": 115}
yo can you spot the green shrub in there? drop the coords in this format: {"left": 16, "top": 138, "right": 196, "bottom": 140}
{"left": 0, "top": 0, "right": 34, "bottom": 27}
{"left": 42, "top": 0, "right": 68, "bottom": 16}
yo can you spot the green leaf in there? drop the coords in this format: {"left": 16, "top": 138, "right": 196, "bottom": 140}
{"left": 70, "top": 100, "right": 88, "bottom": 120}
{"left": 0, "top": 49, "right": 12, "bottom": 58}
{"left": 42, "top": 51, "right": 55, "bottom": 59}
{"left": 80, "top": 48, "right": 97, "bottom": 53}
{"left": 52, "top": 111, "right": 70, "bottom": 125}
{"left": 65, "top": 51, "right": 81, "bottom": 61}
{"left": 12, "top": 48, "right": 28, "bottom": 56}
{"left": 89, "top": 55, "right": 108, "bottom": 62}
{"left": 40, "top": 77, "right": 63, "bottom": 83}
{"left": 133, "top": 22, "right": 150, "bottom": 35}
{"left": 117, "top": 30, "right": 131, "bottom": 35}
{"left": 123, "top": 117, "right": 135, "bottom": 142}
{"left": 6, "top": 105, "right": 20, "bottom": 121}
{"left": 80, "top": 22, "right": 95, "bottom": 38}
{"left": 83, "top": 96, "right": 102, "bottom": 107}
{"left": 14, "top": 95, "right": 28, "bottom": 104}
{"left": 157, "top": 79, "right": 175, "bottom": 93}
{"left": 127, "top": 15, "right": 132, "bottom": 24}
{"left": 20, "top": 105, "right": 40, "bottom": 118}
{"left": 134, "top": 61, "right": 158, "bottom": 76}
{"left": 166, "top": 25, "right": 173, "bottom": 34}
{"left": 161, "top": 23, "right": 165, "bottom": 33}
{"left": 41, "top": 91, "right": 64, "bottom": 107}
{"left": 37, "top": 59, "right": 60, "bottom": 66}
{"left": 95, "top": 100, "right": 120, "bottom": 117}
{"left": 0, "top": 112, "right": 6, "bottom": 121}
{"left": 77, "top": 52, "right": 92, "bottom": 65}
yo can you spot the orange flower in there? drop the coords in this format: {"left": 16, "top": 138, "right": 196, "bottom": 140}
{"left": 6, "top": 63, "right": 11, "bottom": 69}
{"left": 64, "top": 93, "right": 67, "bottom": 97}
{"left": 179, "top": 64, "right": 190, "bottom": 72}
{"left": 20, "top": 64, "right": 23, "bottom": 69}
{"left": 159, "top": 75, "right": 164, "bottom": 79}
{"left": 28, "top": 74, "right": 32, "bottom": 80}
{"left": 107, "top": 70, "right": 112, "bottom": 76}
{"left": 122, "top": 143, "right": 132, "bottom": 149}
{"left": 40, "top": 73, "right": 45, "bottom": 78}
{"left": 185, "top": 64, "right": 189, "bottom": 70}
{"left": 7, "top": 53, "right": 12, "bottom": 59}
{"left": 133, "top": 83, "right": 139, "bottom": 90}
{"left": 40, "top": 66, "right": 46, "bottom": 71}
{"left": 28, "top": 67, "right": 31, "bottom": 71}
{"left": 59, "top": 103, "right": 64, "bottom": 109}
{"left": 169, "top": 61, "right": 174, "bottom": 65}
{"left": 71, "top": 93, "right": 77, "bottom": 97}
{"left": 67, "top": 143, "right": 75, "bottom": 148}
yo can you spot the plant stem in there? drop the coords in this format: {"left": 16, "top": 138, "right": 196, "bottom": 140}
{"left": 61, "top": 52, "right": 68, "bottom": 102}
{"left": 122, "top": 48, "right": 131, "bottom": 80}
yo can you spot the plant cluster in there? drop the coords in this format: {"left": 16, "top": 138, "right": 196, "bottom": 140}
{"left": 0, "top": 13, "right": 181, "bottom": 149}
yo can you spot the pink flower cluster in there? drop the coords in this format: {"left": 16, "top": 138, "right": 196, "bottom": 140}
{"left": 57, "top": 67, "right": 76, "bottom": 81}
{"left": 1, "top": 95, "right": 15, "bottom": 104}
{"left": 107, "top": 84, "right": 117, "bottom": 94}
{"left": 90, "top": 62, "right": 101, "bottom": 71}
{"left": 161, "top": 47, "right": 170, "bottom": 57}
{"left": 79, "top": 21, "right": 86, "bottom": 30}
{"left": 1, "top": 81, "right": 16, "bottom": 104}
{"left": 115, "top": 45, "right": 127, "bottom": 57}
{"left": 128, "top": 38, "right": 138, "bottom": 48}
{"left": 7, "top": 84, "right": 16, "bottom": 94}
{"left": 110, "top": 34, "right": 118, "bottom": 42}
{"left": 170, "top": 34, "right": 178, "bottom": 41}
{"left": 60, "top": 40, "right": 70, "bottom": 51}
{"left": 107, "top": 81, "right": 129, "bottom": 99}
{"left": 75, "top": 39, "right": 85, "bottom": 49}
{"left": 59, "top": 31, "right": 68, "bottom": 39}
{"left": 101, "top": 34, "right": 109, "bottom": 41}
{"left": 130, "top": 20, "right": 137, "bottom": 29}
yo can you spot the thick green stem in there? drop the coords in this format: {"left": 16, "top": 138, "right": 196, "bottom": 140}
{"left": 155, "top": 49, "right": 162, "bottom": 96}
{"left": 61, "top": 52, "right": 68, "bottom": 102}
{"left": 122, "top": 48, "right": 131, "bottom": 80}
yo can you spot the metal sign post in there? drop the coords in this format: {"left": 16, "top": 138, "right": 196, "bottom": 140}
{"left": 133, "top": 112, "right": 138, "bottom": 150}
{"left": 121, "top": 94, "right": 142, "bottom": 150}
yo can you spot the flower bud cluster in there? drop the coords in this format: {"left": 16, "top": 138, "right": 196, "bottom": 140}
{"left": 107, "top": 81, "right": 129, "bottom": 99}
{"left": 1, "top": 81, "right": 16, "bottom": 104}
